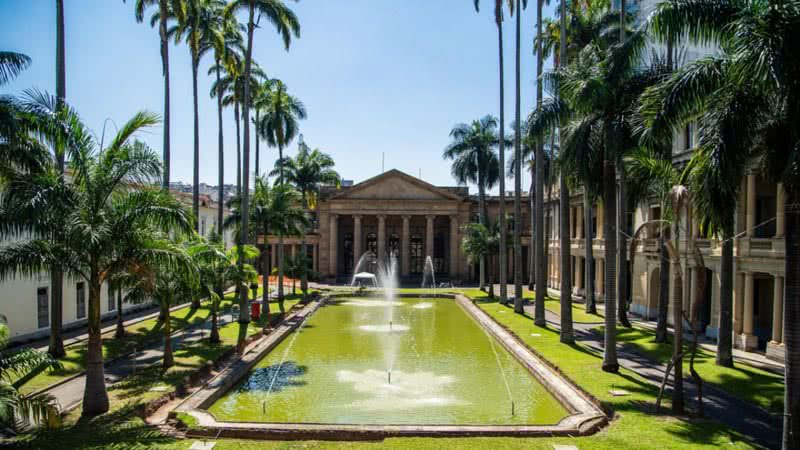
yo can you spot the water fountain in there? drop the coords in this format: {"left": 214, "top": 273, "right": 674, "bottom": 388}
{"left": 421, "top": 256, "right": 436, "bottom": 296}
{"left": 375, "top": 255, "right": 400, "bottom": 383}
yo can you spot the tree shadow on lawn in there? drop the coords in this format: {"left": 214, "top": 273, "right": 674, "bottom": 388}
{"left": 10, "top": 402, "right": 176, "bottom": 450}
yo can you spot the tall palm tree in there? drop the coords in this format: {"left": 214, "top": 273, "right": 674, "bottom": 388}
{"left": 0, "top": 316, "right": 60, "bottom": 431}
{"left": 474, "top": 0, "right": 509, "bottom": 305}
{"left": 512, "top": 0, "right": 528, "bottom": 313}
{"left": 0, "top": 110, "right": 192, "bottom": 416}
{"left": 443, "top": 116, "right": 502, "bottom": 289}
{"left": 256, "top": 78, "right": 306, "bottom": 302}
{"left": 54, "top": 0, "right": 67, "bottom": 361}
{"left": 168, "top": 0, "right": 225, "bottom": 229}
{"left": 207, "top": 11, "right": 244, "bottom": 239}
{"left": 131, "top": 0, "right": 182, "bottom": 188}
{"left": 226, "top": 0, "right": 300, "bottom": 324}
{"left": 462, "top": 221, "right": 503, "bottom": 298}
{"left": 209, "top": 58, "right": 267, "bottom": 197}
{"left": 272, "top": 141, "right": 340, "bottom": 297}
{"left": 644, "top": 2, "right": 800, "bottom": 444}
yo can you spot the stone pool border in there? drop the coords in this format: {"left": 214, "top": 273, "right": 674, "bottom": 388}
{"left": 172, "top": 293, "right": 607, "bottom": 440}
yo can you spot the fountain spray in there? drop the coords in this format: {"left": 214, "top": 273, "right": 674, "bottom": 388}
{"left": 388, "top": 371, "right": 392, "bottom": 384}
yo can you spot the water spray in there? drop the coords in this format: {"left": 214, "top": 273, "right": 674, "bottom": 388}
{"left": 388, "top": 371, "right": 392, "bottom": 384}
{"left": 389, "top": 321, "right": 393, "bottom": 331}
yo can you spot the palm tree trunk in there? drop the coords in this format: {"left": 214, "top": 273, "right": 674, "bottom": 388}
{"left": 210, "top": 289, "right": 220, "bottom": 344}
{"left": 602, "top": 157, "right": 619, "bottom": 372}
{"left": 618, "top": 173, "right": 631, "bottom": 327}
{"left": 529, "top": 174, "right": 536, "bottom": 290}
{"left": 49, "top": 0, "right": 67, "bottom": 360}
{"left": 162, "top": 302, "right": 173, "bottom": 368}
{"left": 262, "top": 231, "right": 270, "bottom": 325}
{"left": 584, "top": 191, "right": 596, "bottom": 313}
{"left": 237, "top": 2, "right": 255, "bottom": 328}
{"left": 512, "top": 0, "right": 523, "bottom": 313}
{"left": 47, "top": 268, "right": 65, "bottom": 357}
{"left": 497, "top": 16, "right": 508, "bottom": 306}
{"left": 235, "top": 102, "right": 242, "bottom": 196}
{"left": 277, "top": 144, "right": 285, "bottom": 308}
{"left": 716, "top": 235, "right": 734, "bottom": 366}
{"left": 672, "top": 223, "right": 684, "bottom": 413}
{"left": 215, "top": 60, "right": 225, "bottom": 243}
{"left": 478, "top": 174, "right": 487, "bottom": 290}
{"left": 82, "top": 273, "right": 108, "bottom": 416}
{"left": 559, "top": 175, "right": 574, "bottom": 343}
{"left": 782, "top": 197, "right": 800, "bottom": 450}
{"left": 159, "top": 0, "right": 170, "bottom": 188}
{"left": 191, "top": 57, "right": 200, "bottom": 231}
{"left": 255, "top": 109, "right": 260, "bottom": 177}
{"left": 300, "top": 194, "right": 309, "bottom": 299}
{"left": 114, "top": 287, "right": 125, "bottom": 339}
{"left": 534, "top": 0, "right": 546, "bottom": 327}
{"left": 656, "top": 235, "right": 670, "bottom": 343}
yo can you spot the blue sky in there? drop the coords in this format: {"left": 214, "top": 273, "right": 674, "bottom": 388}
{"left": 1, "top": 1, "right": 554, "bottom": 192}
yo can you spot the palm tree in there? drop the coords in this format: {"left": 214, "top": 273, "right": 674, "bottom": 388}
{"left": 206, "top": 3, "right": 243, "bottom": 239}
{"left": 271, "top": 140, "right": 339, "bottom": 297}
{"left": 443, "top": 116, "right": 502, "bottom": 289}
{"left": 0, "top": 51, "right": 31, "bottom": 86}
{"left": 123, "top": 238, "right": 197, "bottom": 368}
{"left": 644, "top": 2, "right": 800, "bottom": 443}
{"left": 512, "top": 0, "right": 529, "bottom": 313}
{"left": 209, "top": 58, "right": 267, "bottom": 197}
{"left": 167, "top": 0, "right": 224, "bottom": 229}
{"left": 462, "top": 220, "right": 503, "bottom": 298}
{"left": 256, "top": 78, "right": 306, "bottom": 303}
{"left": 0, "top": 110, "right": 193, "bottom": 416}
{"left": 0, "top": 316, "right": 60, "bottom": 431}
{"left": 131, "top": 0, "right": 182, "bottom": 188}
{"left": 225, "top": 0, "right": 300, "bottom": 325}
{"left": 55, "top": 0, "right": 65, "bottom": 167}
{"left": 266, "top": 184, "right": 308, "bottom": 313}
{"left": 474, "top": 0, "right": 509, "bottom": 305}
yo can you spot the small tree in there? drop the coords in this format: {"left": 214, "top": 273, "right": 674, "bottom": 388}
{"left": 461, "top": 221, "right": 501, "bottom": 298}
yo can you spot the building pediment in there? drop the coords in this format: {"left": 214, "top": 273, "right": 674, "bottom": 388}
{"left": 329, "top": 169, "right": 464, "bottom": 202}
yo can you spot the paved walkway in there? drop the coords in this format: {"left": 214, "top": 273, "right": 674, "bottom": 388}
{"left": 523, "top": 302, "right": 782, "bottom": 449}
{"left": 41, "top": 308, "right": 239, "bottom": 412}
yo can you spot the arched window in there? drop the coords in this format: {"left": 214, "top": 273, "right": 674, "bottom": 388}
{"left": 388, "top": 232, "right": 400, "bottom": 259}
{"left": 343, "top": 233, "right": 353, "bottom": 274}
{"left": 410, "top": 234, "right": 423, "bottom": 274}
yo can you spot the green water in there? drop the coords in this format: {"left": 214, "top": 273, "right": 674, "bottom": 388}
{"left": 208, "top": 297, "right": 568, "bottom": 425}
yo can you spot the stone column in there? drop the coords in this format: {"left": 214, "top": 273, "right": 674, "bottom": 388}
{"left": 746, "top": 173, "right": 757, "bottom": 237}
{"left": 401, "top": 215, "right": 410, "bottom": 276}
{"left": 570, "top": 207, "right": 576, "bottom": 238}
{"left": 329, "top": 214, "right": 338, "bottom": 275}
{"left": 597, "top": 259, "right": 604, "bottom": 300}
{"left": 426, "top": 215, "right": 435, "bottom": 259}
{"left": 743, "top": 272, "right": 754, "bottom": 335}
{"left": 776, "top": 183, "right": 785, "bottom": 238}
{"left": 450, "top": 214, "right": 459, "bottom": 278}
{"left": 312, "top": 244, "right": 317, "bottom": 272}
{"left": 772, "top": 275, "right": 784, "bottom": 343}
{"left": 353, "top": 215, "right": 362, "bottom": 260}
{"left": 734, "top": 272, "right": 744, "bottom": 334}
{"left": 576, "top": 206, "right": 583, "bottom": 242}
{"left": 377, "top": 214, "right": 386, "bottom": 261}
{"left": 597, "top": 202, "right": 604, "bottom": 239}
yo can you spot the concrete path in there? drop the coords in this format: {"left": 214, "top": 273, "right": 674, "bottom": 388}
{"left": 42, "top": 309, "right": 239, "bottom": 412}
{"left": 523, "top": 303, "right": 782, "bottom": 449}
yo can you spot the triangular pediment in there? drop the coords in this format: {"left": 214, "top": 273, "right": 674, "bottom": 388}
{"left": 330, "top": 169, "right": 463, "bottom": 201}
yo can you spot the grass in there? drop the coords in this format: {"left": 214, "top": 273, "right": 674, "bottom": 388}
{"left": 610, "top": 325, "right": 785, "bottom": 412}
{"left": 17, "top": 289, "right": 311, "bottom": 395}
{"left": 7, "top": 288, "right": 763, "bottom": 449}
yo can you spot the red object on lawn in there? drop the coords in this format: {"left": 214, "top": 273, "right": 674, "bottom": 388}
{"left": 251, "top": 302, "right": 261, "bottom": 320}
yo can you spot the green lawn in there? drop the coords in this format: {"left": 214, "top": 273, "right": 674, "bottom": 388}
{"left": 17, "top": 290, "right": 309, "bottom": 394}
{"left": 8, "top": 290, "right": 763, "bottom": 449}
{"left": 609, "top": 325, "right": 784, "bottom": 412}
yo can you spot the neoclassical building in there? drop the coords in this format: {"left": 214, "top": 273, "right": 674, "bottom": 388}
{"left": 258, "top": 169, "right": 532, "bottom": 284}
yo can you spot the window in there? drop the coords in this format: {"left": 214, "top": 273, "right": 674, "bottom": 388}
{"left": 388, "top": 233, "right": 400, "bottom": 259}
{"left": 684, "top": 122, "right": 696, "bottom": 151}
{"left": 343, "top": 233, "right": 353, "bottom": 274}
{"left": 410, "top": 234, "right": 424, "bottom": 274}
{"left": 108, "top": 284, "right": 116, "bottom": 311}
{"left": 37, "top": 287, "right": 48, "bottom": 329}
{"left": 76, "top": 282, "right": 86, "bottom": 319}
